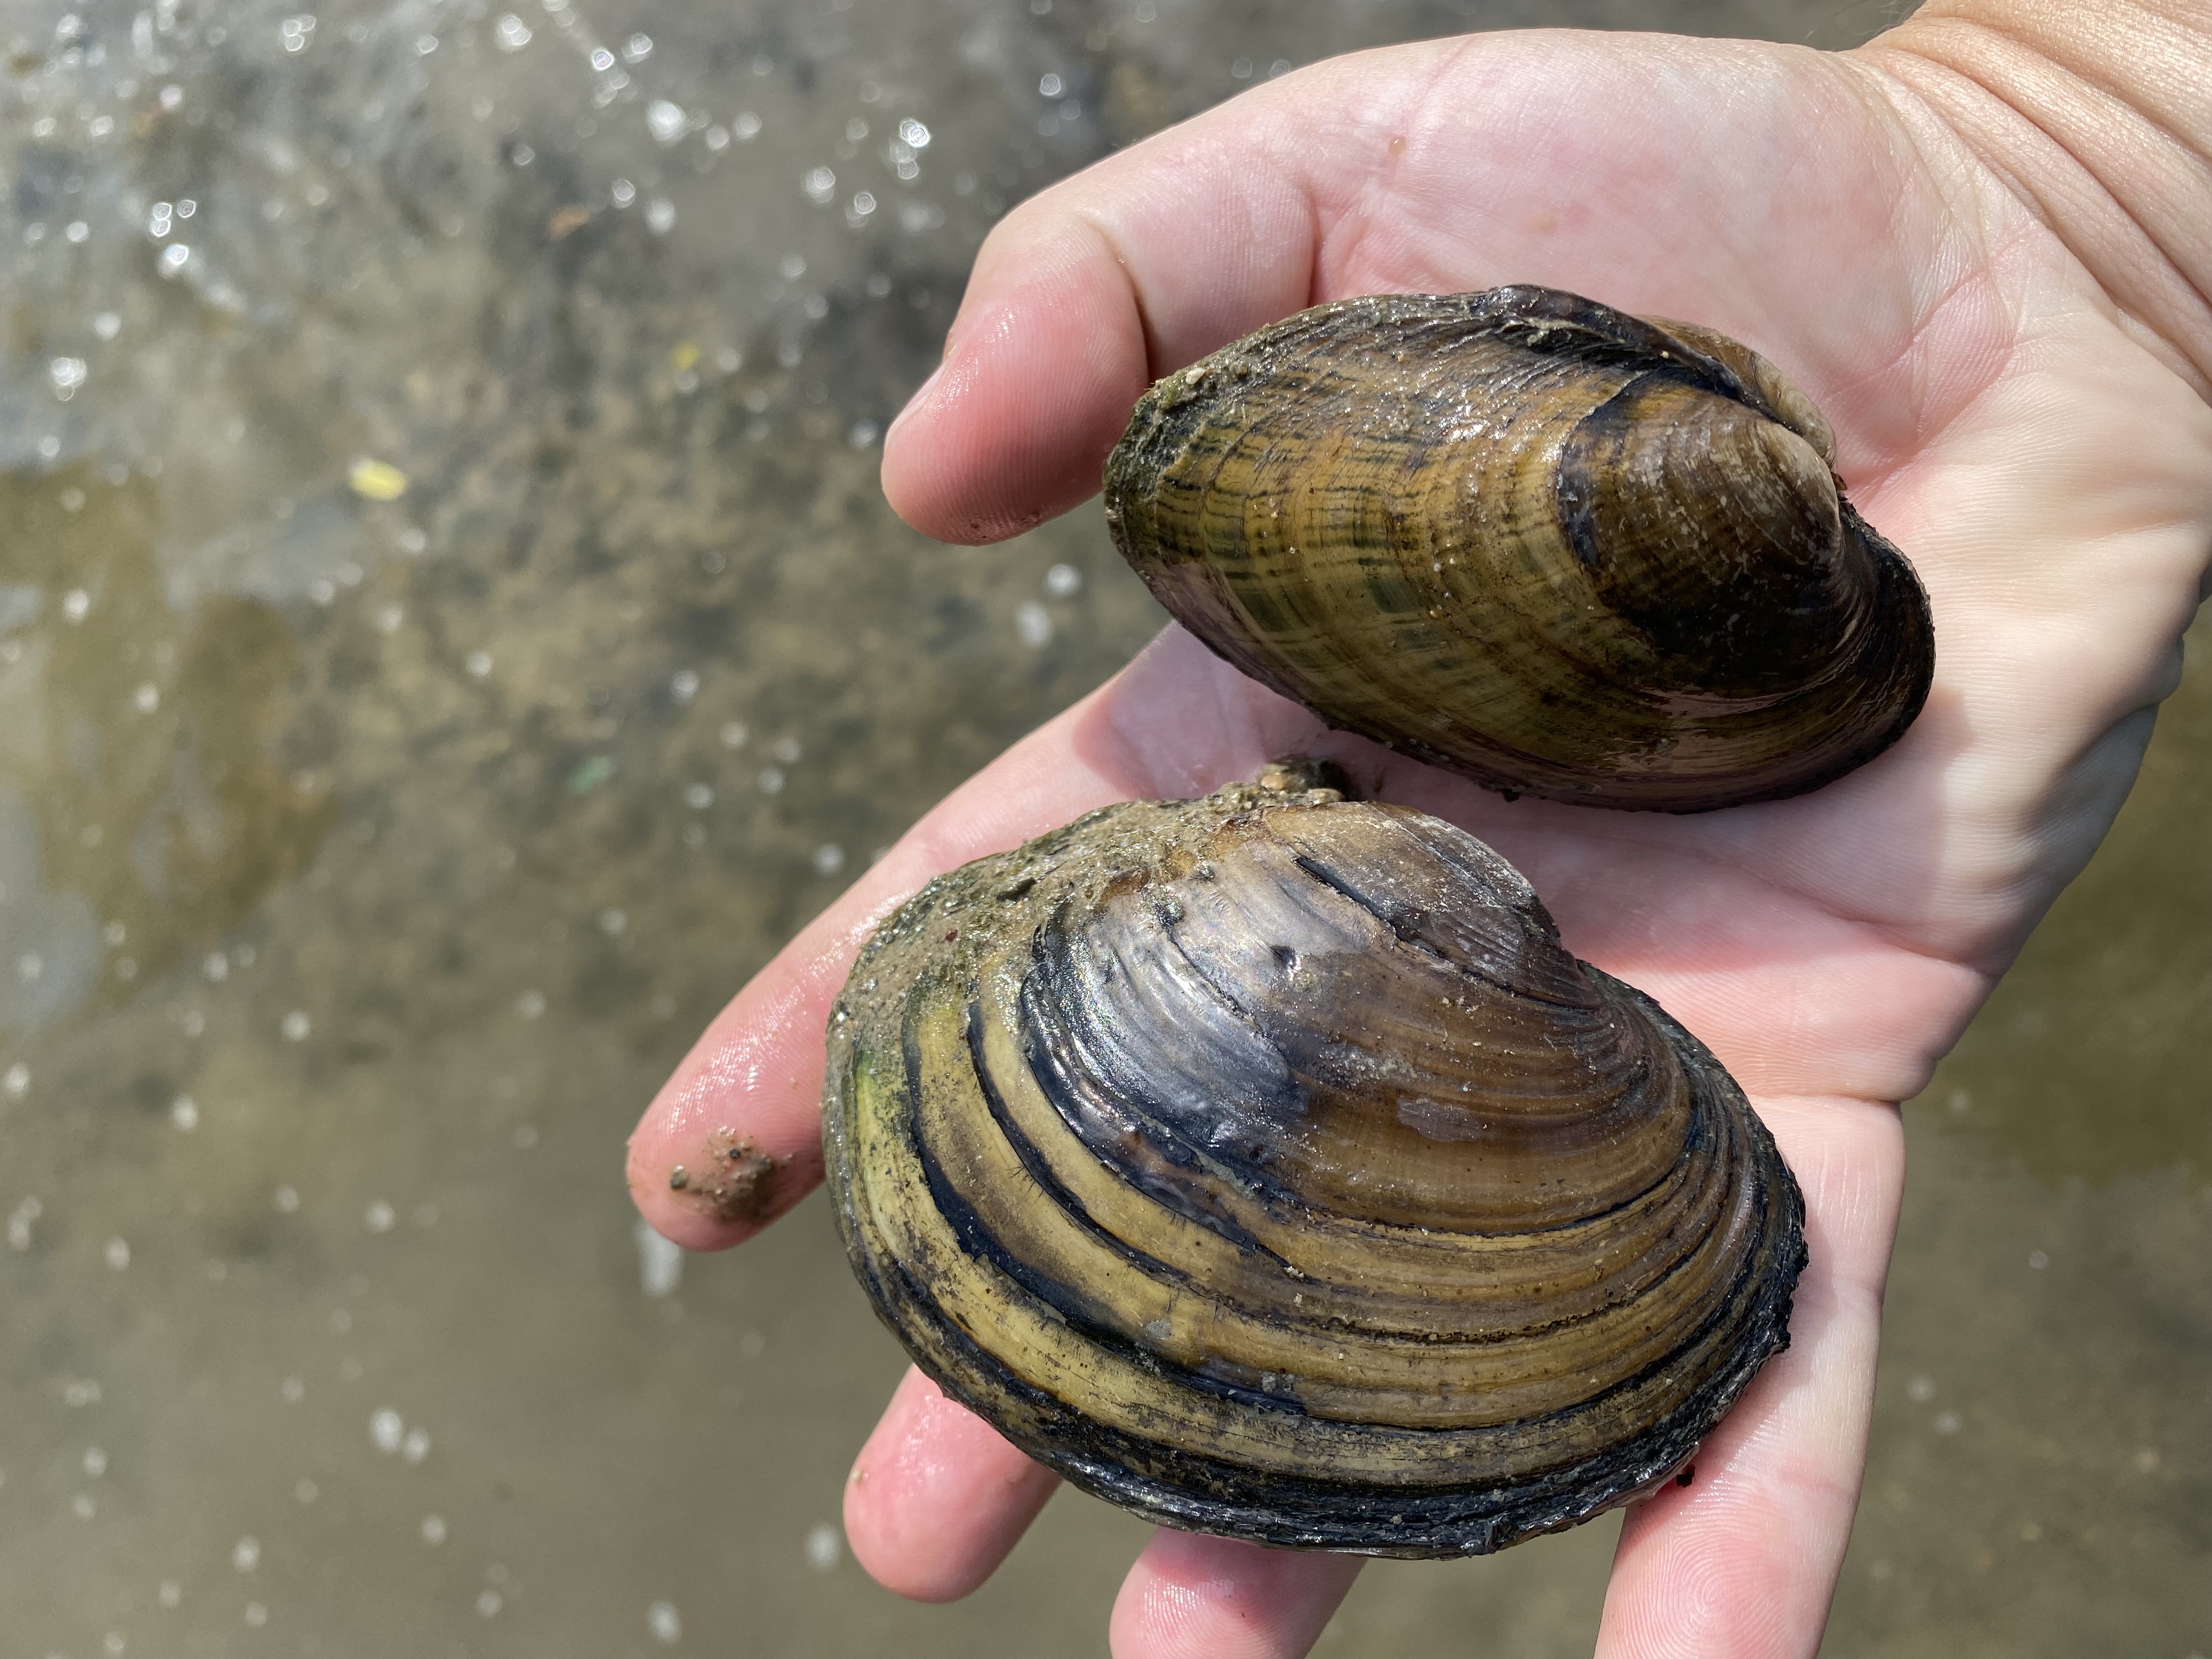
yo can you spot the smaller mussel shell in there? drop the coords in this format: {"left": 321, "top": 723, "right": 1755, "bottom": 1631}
{"left": 1105, "top": 286, "right": 1935, "bottom": 812}
{"left": 825, "top": 782, "right": 1805, "bottom": 1555}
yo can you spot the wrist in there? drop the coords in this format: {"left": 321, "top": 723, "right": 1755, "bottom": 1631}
{"left": 1860, "top": 0, "right": 2212, "bottom": 394}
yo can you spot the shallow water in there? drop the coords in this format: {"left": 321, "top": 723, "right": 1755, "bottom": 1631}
{"left": 0, "top": 0, "right": 2203, "bottom": 1654}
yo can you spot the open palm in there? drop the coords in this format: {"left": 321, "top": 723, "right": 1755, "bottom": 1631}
{"left": 630, "top": 25, "right": 2212, "bottom": 1659}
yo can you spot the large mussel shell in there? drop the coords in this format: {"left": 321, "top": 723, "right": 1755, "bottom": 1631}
{"left": 1105, "top": 286, "right": 1934, "bottom": 812}
{"left": 825, "top": 782, "right": 1804, "bottom": 1555}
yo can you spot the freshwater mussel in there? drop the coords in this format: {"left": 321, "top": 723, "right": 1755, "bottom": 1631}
{"left": 820, "top": 288, "right": 1908, "bottom": 1555}
{"left": 826, "top": 776, "right": 1805, "bottom": 1554}
{"left": 1106, "top": 286, "right": 1934, "bottom": 811}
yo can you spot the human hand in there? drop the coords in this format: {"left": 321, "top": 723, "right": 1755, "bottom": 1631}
{"left": 631, "top": 9, "right": 2212, "bottom": 1656}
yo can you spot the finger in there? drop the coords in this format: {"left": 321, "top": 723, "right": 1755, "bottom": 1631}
{"left": 1109, "top": 1531, "right": 1363, "bottom": 1659}
{"left": 1594, "top": 1093, "right": 1905, "bottom": 1659}
{"left": 844, "top": 1366, "right": 1060, "bottom": 1602}
{"left": 878, "top": 60, "right": 1350, "bottom": 543}
{"left": 625, "top": 626, "right": 1322, "bottom": 1250}
{"left": 624, "top": 686, "right": 1128, "bottom": 1249}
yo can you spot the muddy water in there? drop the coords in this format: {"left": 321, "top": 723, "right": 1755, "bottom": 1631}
{"left": 0, "top": 0, "right": 2203, "bottom": 1654}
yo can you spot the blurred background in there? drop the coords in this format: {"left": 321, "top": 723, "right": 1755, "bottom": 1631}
{"left": 0, "top": 0, "right": 2205, "bottom": 1653}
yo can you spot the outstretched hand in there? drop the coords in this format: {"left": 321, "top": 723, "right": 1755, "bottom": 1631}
{"left": 631, "top": 16, "right": 2212, "bottom": 1658}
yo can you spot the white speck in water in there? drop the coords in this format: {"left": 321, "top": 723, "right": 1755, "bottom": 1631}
{"left": 622, "top": 30, "right": 652, "bottom": 60}
{"left": 757, "top": 766, "right": 786, "bottom": 795}
{"left": 636, "top": 1218, "right": 684, "bottom": 1298}
{"left": 159, "top": 244, "right": 190, "bottom": 275}
{"left": 899, "top": 117, "right": 930, "bottom": 148}
{"left": 848, "top": 191, "right": 876, "bottom": 221}
{"left": 1, "top": 1064, "right": 26, "bottom": 1099}
{"left": 2132, "top": 1446, "right": 2161, "bottom": 1473}
{"left": 170, "top": 1096, "right": 199, "bottom": 1131}
{"left": 93, "top": 311, "right": 121, "bottom": 340}
{"left": 415, "top": 33, "right": 437, "bottom": 53}
{"left": 1039, "top": 72, "right": 1063, "bottom": 97}
{"left": 232, "top": 1536, "right": 261, "bottom": 1573}
{"left": 1905, "top": 1375, "right": 1936, "bottom": 1403}
{"left": 244, "top": 1602, "right": 267, "bottom": 1628}
{"left": 812, "top": 844, "right": 847, "bottom": 877}
{"left": 598, "top": 907, "right": 628, "bottom": 937}
{"left": 802, "top": 166, "right": 836, "bottom": 205}
{"left": 476, "top": 1589, "right": 504, "bottom": 1618}
{"left": 847, "top": 417, "right": 879, "bottom": 448}
{"left": 495, "top": 11, "right": 532, "bottom": 48}
{"left": 149, "top": 201, "right": 174, "bottom": 237}
{"left": 670, "top": 668, "right": 700, "bottom": 702}
{"left": 465, "top": 650, "right": 493, "bottom": 679}
{"left": 158, "top": 1579, "right": 182, "bottom": 1607}
{"left": 2028, "top": 1249, "right": 2049, "bottom": 1269}
{"left": 1947, "top": 1088, "right": 1971, "bottom": 1113}
{"left": 281, "top": 1376, "right": 304, "bottom": 1403}
{"left": 133, "top": 681, "right": 160, "bottom": 713}
{"left": 203, "top": 952, "right": 229, "bottom": 982}
{"left": 734, "top": 111, "right": 763, "bottom": 140}
{"left": 510, "top": 143, "right": 534, "bottom": 166}
{"left": 683, "top": 783, "right": 713, "bottom": 810}
{"left": 63, "top": 588, "right": 92, "bottom": 622}
{"left": 75, "top": 1492, "right": 97, "bottom": 1519}
{"left": 295, "top": 1478, "right": 319, "bottom": 1503}
{"left": 647, "top": 1600, "right": 682, "bottom": 1643}
{"left": 376, "top": 604, "right": 404, "bottom": 633}
{"left": 371, "top": 1409, "right": 405, "bottom": 1454}
{"left": 610, "top": 178, "right": 636, "bottom": 207}
{"left": 647, "top": 99, "right": 686, "bottom": 144}
{"left": 281, "top": 1010, "right": 311, "bottom": 1042}
{"left": 328, "top": 1307, "right": 350, "bottom": 1333}
{"left": 805, "top": 1521, "right": 842, "bottom": 1571}
{"left": 416, "top": 1513, "right": 448, "bottom": 1544}
{"left": 309, "top": 580, "right": 335, "bottom": 606}
{"left": 274, "top": 1184, "right": 300, "bottom": 1213}
{"left": 365, "top": 1200, "right": 396, "bottom": 1234}
{"left": 63, "top": 1376, "right": 101, "bottom": 1406}
{"left": 102, "top": 1632, "right": 123, "bottom": 1656}
{"left": 719, "top": 721, "right": 749, "bottom": 750}
{"left": 402, "top": 1426, "right": 431, "bottom": 1464}
{"left": 7, "top": 1197, "right": 41, "bottom": 1250}
{"left": 1045, "top": 562, "right": 1083, "bottom": 597}
{"left": 65, "top": 220, "right": 90, "bottom": 244}
{"left": 103, "top": 1236, "right": 130, "bottom": 1271}
{"left": 1932, "top": 1409, "right": 1962, "bottom": 1435}
{"left": 772, "top": 735, "right": 803, "bottom": 764}
{"left": 83, "top": 1447, "right": 106, "bottom": 1477}
{"left": 37, "top": 436, "right": 59, "bottom": 459}
{"left": 515, "top": 990, "right": 546, "bottom": 1020}
{"left": 1016, "top": 601, "right": 1053, "bottom": 648}
{"left": 704, "top": 124, "right": 730, "bottom": 150}
{"left": 50, "top": 357, "right": 88, "bottom": 394}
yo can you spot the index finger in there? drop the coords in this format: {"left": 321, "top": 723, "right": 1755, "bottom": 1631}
{"left": 625, "top": 629, "right": 1329, "bottom": 1249}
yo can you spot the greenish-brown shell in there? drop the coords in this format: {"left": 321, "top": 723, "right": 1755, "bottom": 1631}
{"left": 1105, "top": 286, "right": 1934, "bottom": 812}
{"left": 824, "top": 784, "right": 1804, "bottom": 1555}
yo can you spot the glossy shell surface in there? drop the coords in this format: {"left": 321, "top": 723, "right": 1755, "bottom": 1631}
{"left": 1105, "top": 286, "right": 1934, "bottom": 812}
{"left": 825, "top": 783, "right": 1805, "bottom": 1555}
